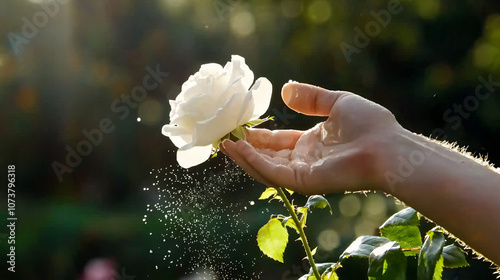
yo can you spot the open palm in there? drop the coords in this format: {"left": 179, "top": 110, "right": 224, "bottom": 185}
{"left": 221, "top": 83, "right": 402, "bottom": 194}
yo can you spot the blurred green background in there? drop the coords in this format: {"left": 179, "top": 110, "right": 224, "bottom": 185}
{"left": 1, "top": 0, "right": 500, "bottom": 279}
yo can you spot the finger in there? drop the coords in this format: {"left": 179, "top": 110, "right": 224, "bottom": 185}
{"left": 234, "top": 140, "right": 298, "bottom": 189}
{"left": 220, "top": 139, "right": 275, "bottom": 186}
{"left": 282, "top": 82, "right": 351, "bottom": 116}
{"left": 245, "top": 128, "right": 303, "bottom": 150}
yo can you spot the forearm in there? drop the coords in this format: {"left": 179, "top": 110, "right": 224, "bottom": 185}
{"left": 380, "top": 128, "right": 500, "bottom": 264}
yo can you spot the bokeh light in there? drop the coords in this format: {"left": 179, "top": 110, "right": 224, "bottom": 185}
{"left": 230, "top": 10, "right": 256, "bottom": 38}
{"left": 318, "top": 229, "right": 340, "bottom": 251}
{"left": 361, "top": 194, "right": 388, "bottom": 224}
{"left": 338, "top": 194, "right": 362, "bottom": 217}
{"left": 138, "top": 98, "right": 163, "bottom": 125}
{"left": 473, "top": 42, "right": 500, "bottom": 69}
{"left": 413, "top": 0, "right": 441, "bottom": 20}
{"left": 306, "top": 0, "right": 331, "bottom": 24}
{"left": 354, "top": 219, "right": 378, "bottom": 237}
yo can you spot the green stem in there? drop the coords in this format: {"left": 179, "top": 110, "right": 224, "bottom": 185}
{"left": 275, "top": 187, "right": 322, "bottom": 280}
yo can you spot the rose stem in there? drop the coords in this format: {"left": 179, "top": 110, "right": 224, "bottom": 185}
{"left": 275, "top": 187, "right": 321, "bottom": 279}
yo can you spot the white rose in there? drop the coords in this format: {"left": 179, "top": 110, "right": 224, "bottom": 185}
{"left": 162, "top": 55, "right": 272, "bottom": 168}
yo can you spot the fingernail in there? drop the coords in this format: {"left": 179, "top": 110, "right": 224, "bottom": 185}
{"left": 282, "top": 83, "right": 293, "bottom": 105}
{"left": 221, "top": 139, "right": 231, "bottom": 150}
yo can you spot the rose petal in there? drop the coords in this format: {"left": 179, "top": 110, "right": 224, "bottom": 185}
{"left": 177, "top": 76, "right": 244, "bottom": 122}
{"left": 169, "top": 111, "right": 198, "bottom": 129}
{"left": 211, "top": 72, "right": 230, "bottom": 99}
{"left": 179, "top": 77, "right": 209, "bottom": 101}
{"left": 177, "top": 144, "right": 212, "bottom": 168}
{"left": 179, "top": 63, "right": 222, "bottom": 101}
{"left": 180, "top": 80, "right": 196, "bottom": 97}
{"left": 249, "top": 77, "right": 272, "bottom": 119}
{"left": 162, "top": 124, "right": 189, "bottom": 137}
{"left": 211, "top": 76, "right": 246, "bottom": 114}
{"left": 227, "top": 55, "right": 254, "bottom": 90}
{"left": 190, "top": 89, "right": 252, "bottom": 146}
{"left": 198, "top": 63, "right": 223, "bottom": 77}
{"left": 237, "top": 91, "right": 255, "bottom": 126}
{"left": 174, "top": 95, "right": 207, "bottom": 119}
{"left": 169, "top": 135, "right": 191, "bottom": 148}
{"left": 162, "top": 124, "right": 192, "bottom": 148}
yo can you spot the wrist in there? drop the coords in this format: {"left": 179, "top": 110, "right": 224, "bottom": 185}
{"left": 371, "top": 126, "right": 427, "bottom": 194}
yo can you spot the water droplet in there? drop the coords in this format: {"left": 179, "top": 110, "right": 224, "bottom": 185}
{"left": 143, "top": 153, "right": 262, "bottom": 279}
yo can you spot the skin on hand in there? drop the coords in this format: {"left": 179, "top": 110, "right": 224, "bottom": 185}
{"left": 221, "top": 82, "right": 500, "bottom": 265}
{"left": 220, "top": 82, "right": 403, "bottom": 195}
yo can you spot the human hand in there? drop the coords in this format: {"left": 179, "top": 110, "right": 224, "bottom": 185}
{"left": 223, "top": 82, "right": 500, "bottom": 266}
{"left": 221, "top": 82, "right": 403, "bottom": 195}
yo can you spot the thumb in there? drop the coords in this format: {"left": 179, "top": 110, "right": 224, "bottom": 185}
{"left": 281, "top": 82, "right": 350, "bottom": 117}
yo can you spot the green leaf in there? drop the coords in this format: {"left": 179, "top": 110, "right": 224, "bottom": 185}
{"left": 297, "top": 206, "right": 308, "bottom": 214}
{"left": 259, "top": 188, "right": 277, "bottom": 200}
{"left": 304, "top": 195, "right": 332, "bottom": 214}
{"left": 380, "top": 207, "right": 422, "bottom": 255}
{"left": 300, "top": 210, "right": 308, "bottom": 227}
{"left": 417, "top": 227, "right": 445, "bottom": 280}
{"left": 433, "top": 256, "right": 444, "bottom": 280}
{"left": 299, "top": 263, "right": 337, "bottom": 280}
{"left": 315, "top": 262, "right": 337, "bottom": 274}
{"left": 257, "top": 218, "right": 289, "bottom": 263}
{"left": 380, "top": 207, "right": 420, "bottom": 228}
{"left": 380, "top": 225, "right": 422, "bottom": 253}
{"left": 281, "top": 216, "right": 290, "bottom": 226}
{"left": 442, "top": 245, "right": 469, "bottom": 268}
{"left": 211, "top": 133, "right": 231, "bottom": 156}
{"left": 367, "top": 241, "right": 407, "bottom": 280}
{"left": 322, "top": 263, "right": 342, "bottom": 280}
{"left": 323, "top": 271, "right": 339, "bottom": 280}
{"left": 230, "top": 126, "right": 246, "bottom": 141}
{"left": 340, "top": 236, "right": 391, "bottom": 260}
{"left": 298, "top": 274, "right": 316, "bottom": 280}
{"left": 244, "top": 116, "right": 274, "bottom": 127}
{"left": 269, "top": 195, "right": 283, "bottom": 202}
{"left": 282, "top": 216, "right": 300, "bottom": 234}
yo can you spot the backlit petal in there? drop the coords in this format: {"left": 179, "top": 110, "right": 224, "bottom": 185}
{"left": 177, "top": 144, "right": 212, "bottom": 168}
{"left": 250, "top": 77, "right": 272, "bottom": 119}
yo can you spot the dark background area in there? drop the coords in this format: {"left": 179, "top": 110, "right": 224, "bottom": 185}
{"left": 0, "top": 0, "right": 499, "bottom": 279}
